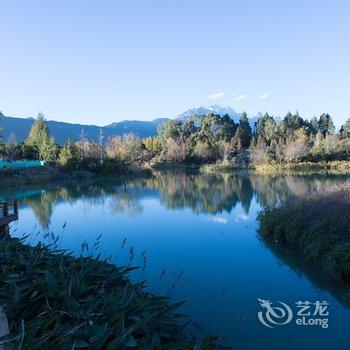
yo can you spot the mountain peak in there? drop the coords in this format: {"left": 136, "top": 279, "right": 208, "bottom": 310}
{"left": 176, "top": 105, "right": 260, "bottom": 127}
{"left": 177, "top": 105, "right": 240, "bottom": 121}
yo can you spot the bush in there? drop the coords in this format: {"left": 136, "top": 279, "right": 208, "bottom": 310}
{"left": 258, "top": 185, "right": 350, "bottom": 282}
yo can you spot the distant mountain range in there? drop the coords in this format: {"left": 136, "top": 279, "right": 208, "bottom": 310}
{"left": 178, "top": 105, "right": 241, "bottom": 122}
{"left": 0, "top": 105, "right": 261, "bottom": 144}
{"left": 0, "top": 115, "right": 168, "bottom": 145}
{"left": 177, "top": 104, "right": 261, "bottom": 126}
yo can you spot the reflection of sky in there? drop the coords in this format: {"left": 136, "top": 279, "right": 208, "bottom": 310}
{"left": 8, "top": 179, "right": 350, "bottom": 350}
{"left": 208, "top": 216, "right": 228, "bottom": 224}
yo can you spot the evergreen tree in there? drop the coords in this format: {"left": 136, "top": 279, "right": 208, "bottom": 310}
{"left": 282, "top": 111, "right": 304, "bottom": 135}
{"left": 309, "top": 116, "right": 320, "bottom": 134}
{"left": 26, "top": 112, "right": 58, "bottom": 161}
{"left": 26, "top": 112, "right": 50, "bottom": 148}
{"left": 157, "top": 120, "right": 183, "bottom": 141}
{"left": 234, "top": 112, "right": 252, "bottom": 149}
{"left": 41, "top": 137, "right": 58, "bottom": 162}
{"left": 318, "top": 113, "right": 335, "bottom": 136}
{"left": 255, "top": 112, "right": 276, "bottom": 146}
{"left": 340, "top": 118, "right": 350, "bottom": 139}
{"left": 58, "top": 140, "right": 77, "bottom": 167}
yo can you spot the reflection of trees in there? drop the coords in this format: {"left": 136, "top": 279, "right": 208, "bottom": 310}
{"left": 259, "top": 234, "right": 350, "bottom": 308}
{"left": 108, "top": 187, "right": 144, "bottom": 217}
{"left": 144, "top": 171, "right": 254, "bottom": 215}
{"left": 13, "top": 171, "right": 350, "bottom": 229}
{"left": 24, "top": 192, "right": 59, "bottom": 228}
{"left": 19, "top": 179, "right": 147, "bottom": 228}
{"left": 143, "top": 171, "right": 349, "bottom": 215}
{"left": 20, "top": 180, "right": 124, "bottom": 229}
{"left": 250, "top": 173, "right": 350, "bottom": 208}
{"left": 11, "top": 171, "right": 350, "bottom": 309}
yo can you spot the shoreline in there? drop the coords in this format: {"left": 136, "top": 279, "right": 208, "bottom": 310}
{"left": 200, "top": 160, "right": 350, "bottom": 175}
{"left": 1, "top": 160, "right": 350, "bottom": 188}
{"left": 250, "top": 160, "right": 350, "bottom": 175}
{"left": 0, "top": 165, "right": 153, "bottom": 187}
{"left": 258, "top": 185, "right": 350, "bottom": 284}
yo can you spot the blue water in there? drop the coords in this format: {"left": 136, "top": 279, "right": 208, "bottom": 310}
{"left": 5, "top": 171, "right": 350, "bottom": 350}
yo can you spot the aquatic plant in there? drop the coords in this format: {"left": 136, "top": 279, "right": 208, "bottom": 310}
{"left": 0, "top": 236, "right": 231, "bottom": 349}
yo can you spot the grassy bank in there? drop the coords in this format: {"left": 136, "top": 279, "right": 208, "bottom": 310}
{"left": 252, "top": 160, "right": 350, "bottom": 174}
{"left": 0, "top": 164, "right": 152, "bottom": 187}
{"left": 0, "top": 237, "right": 227, "bottom": 349}
{"left": 0, "top": 166, "right": 96, "bottom": 187}
{"left": 199, "top": 162, "right": 240, "bottom": 174}
{"left": 3, "top": 160, "right": 350, "bottom": 188}
{"left": 258, "top": 185, "right": 350, "bottom": 283}
{"left": 200, "top": 160, "right": 350, "bottom": 175}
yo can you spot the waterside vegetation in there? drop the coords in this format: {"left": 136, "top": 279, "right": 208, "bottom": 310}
{"left": 258, "top": 185, "right": 350, "bottom": 283}
{"left": 1, "top": 111, "right": 350, "bottom": 176}
{"left": 0, "top": 236, "right": 229, "bottom": 349}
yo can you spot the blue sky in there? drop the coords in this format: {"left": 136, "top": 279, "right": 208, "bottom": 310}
{"left": 0, "top": 0, "right": 349, "bottom": 126}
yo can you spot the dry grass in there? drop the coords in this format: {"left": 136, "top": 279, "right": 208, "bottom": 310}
{"left": 252, "top": 161, "right": 350, "bottom": 174}
{"left": 258, "top": 185, "right": 350, "bottom": 282}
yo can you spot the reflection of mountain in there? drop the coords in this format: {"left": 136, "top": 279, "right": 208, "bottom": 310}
{"left": 10, "top": 171, "right": 350, "bottom": 230}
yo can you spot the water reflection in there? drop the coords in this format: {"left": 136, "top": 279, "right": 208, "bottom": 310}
{"left": 0, "top": 201, "right": 18, "bottom": 236}
{"left": 259, "top": 235, "right": 350, "bottom": 308}
{"left": 2, "top": 171, "right": 350, "bottom": 349}
{"left": 9, "top": 171, "right": 349, "bottom": 230}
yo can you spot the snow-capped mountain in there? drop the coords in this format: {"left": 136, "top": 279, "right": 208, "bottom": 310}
{"left": 1, "top": 106, "right": 262, "bottom": 145}
{"left": 177, "top": 105, "right": 240, "bottom": 122}
{"left": 177, "top": 105, "right": 260, "bottom": 127}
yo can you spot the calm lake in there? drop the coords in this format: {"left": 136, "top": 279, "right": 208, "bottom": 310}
{"left": 3, "top": 171, "right": 350, "bottom": 350}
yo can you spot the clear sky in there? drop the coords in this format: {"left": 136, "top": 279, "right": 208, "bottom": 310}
{"left": 1, "top": 0, "right": 349, "bottom": 126}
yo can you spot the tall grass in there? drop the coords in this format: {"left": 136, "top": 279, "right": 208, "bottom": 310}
{"left": 258, "top": 185, "right": 350, "bottom": 282}
{"left": 252, "top": 160, "right": 350, "bottom": 174}
{"left": 0, "top": 236, "right": 231, "bottom": 349}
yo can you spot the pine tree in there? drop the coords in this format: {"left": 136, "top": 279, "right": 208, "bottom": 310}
{"left": 234, "top": 112, "right": 252, "bottom": 149}
{"left": 340, "top": 119, "right": 350, "bottom": 139}
{"left": 26, "top": 112, "right": 57, "bottom": 161}
{"left": 58, "top": 140, "right": 77, "bottom": 167}
{"left": 255, "top": 112, "right": 276, "bottom": 146}
{"left": 41, "top": 137, "right": 58, "bottom": 162}
{"left": 309, "top": 116, "right": 320, "bottom": 134}
{"left": 26, "top": 112, "right": 49, "bottom": 147}
{"left": 318, "top": 113, "right": 335, "bottom": 136}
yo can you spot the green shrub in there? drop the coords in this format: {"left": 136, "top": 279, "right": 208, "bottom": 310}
{"left": 258, "top": 186, "right": 350, "bottom": 283}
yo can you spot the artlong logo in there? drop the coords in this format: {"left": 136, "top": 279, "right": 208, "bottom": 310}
{"left": 257, "top": 298, "right": 293, "bottom": 328}
{"left": 258, "top": 298, "right": 329, "bottom": 329}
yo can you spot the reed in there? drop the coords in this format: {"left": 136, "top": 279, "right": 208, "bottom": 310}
{"left": 0, "top": 236, "right": 232, "bottom": 349}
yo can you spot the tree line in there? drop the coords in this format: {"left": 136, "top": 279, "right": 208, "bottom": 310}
{"left": 0, "top": 110, "right": 349, "bottom": 170}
